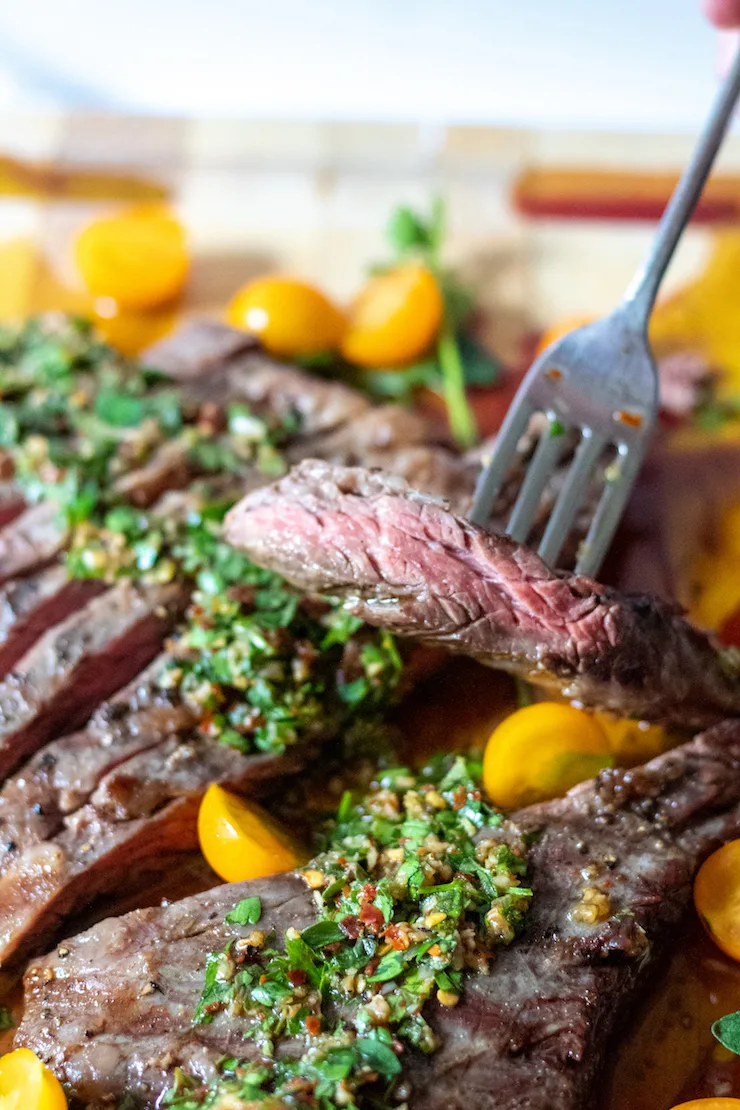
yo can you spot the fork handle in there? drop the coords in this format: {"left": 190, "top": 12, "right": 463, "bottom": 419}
{"left": 623, "top": 45, "right": 740, "bottom": 328}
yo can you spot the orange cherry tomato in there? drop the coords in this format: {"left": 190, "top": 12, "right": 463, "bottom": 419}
{"left": 482, "top": 702, "right": 612, "bottom": 810}
{"left": 340, "top": 262, "right": 443, "bottom": 368}
{"left": 226, "top": 276, "right": 346, "bottom": 359}
{"left": 0, "top": 1048, "right": 67, "bottom": 1110}
{"left": 669, "top": 1101, "right": 740, "bottom": 1109}
{"left": 535, "top": 315, "right": 593, "bottom": 358}
{"left": 198, "top": 784, "right": 300, "bottom": 883}
{"left": 694, "top": 839, "right": 740, "bottom": 961}
{"left": 75, "top": 206, "right": 188, "bottom": 310}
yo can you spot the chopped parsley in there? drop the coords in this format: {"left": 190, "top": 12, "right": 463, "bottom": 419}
{"left": 172, "top": 756, "right": 531, "bottom": 1108}
{"left": 0, "top": 314, "right": 292, "bottom": 528}
{"left": 1, "top": 315, "right": 404, "bottom": 759}
{"left": 67, "top": 502, "right": 403, "bottom": 757}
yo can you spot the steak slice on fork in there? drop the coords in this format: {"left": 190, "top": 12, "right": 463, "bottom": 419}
{"left": 225, "top": 460, "right": 740, "bottom": 727}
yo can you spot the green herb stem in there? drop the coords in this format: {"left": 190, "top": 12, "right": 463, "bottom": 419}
{"left": 437, "top": 326, "right": 478, "bottom": 449}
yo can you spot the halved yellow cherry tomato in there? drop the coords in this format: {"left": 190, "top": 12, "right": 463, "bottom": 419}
{"left": 482, "top": 702, "right": 613, "bottom": 810}
{"left": 694, "top": 839, "right": 740, "bottom": 961}
{"left": 340, "top": 262, "right": 443, "bottom": 368}
{"left": 226, "top": 276, "right": 346, "bottom": 359}
{"left": 198, "top": 784, "right": 300, "bottom": 883}
{"left": 669, "top": 1101, "right": 740, "bottom": 1109}
{"left": 75, "top": 206, "right": 188, "bottom": 309}
{"left": 0, "top": 1048, "right": 67, "bottom": 1110}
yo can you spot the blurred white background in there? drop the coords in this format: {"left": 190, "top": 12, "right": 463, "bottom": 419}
{"left": 0, "top": 0, "right": 728, "bottom": 129}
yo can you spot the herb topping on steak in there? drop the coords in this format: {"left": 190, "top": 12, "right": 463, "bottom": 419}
{"left": 16, "top": 723, "right": 740, "bottom": 1109}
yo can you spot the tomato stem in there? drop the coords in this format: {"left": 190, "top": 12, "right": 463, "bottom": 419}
{"left": 436, "top": 327, "right": 478, "bottom": 448}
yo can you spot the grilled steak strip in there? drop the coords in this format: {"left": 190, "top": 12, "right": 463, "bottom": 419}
{"left": 144, "top": 320, "right": 371, "bottom": 436}
{"left": 0, "top": 730, "right": 308, "bottom": 967}
{"left": 0, "top": 580, "right": 187, "bottom": 781}
{"left": 0, "top": 568, "right": 105, "bottom": 679}
{"left": 0, "top": 658, "right": 194, "bottom": 873}
{"left": 410, "top": 720, "right": 740, "bottom": 1110}
{"left": 0, "top": 502, "right": 69, "bottom": 587}
{"left": 18, "top": 872, "right": 314, "bottom": 1101}
{"left": 225, "top": 460, "right": 740, "bottom": 726}
{"left": 16, "top": 723, "right": 740, "bottom": 1108}
{"left": 0, "top": 483, "right": 25, "bottom": 529}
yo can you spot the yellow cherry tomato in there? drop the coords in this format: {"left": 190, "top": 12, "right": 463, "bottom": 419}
{"left": 340, "top": 262, "right": 443, "bottom": 368}
{"left": 0, "top": 1048, "right": 67, "bottom": 1110}
{"left": 92, "top": 300, "right": 177, "bottom": 357}
{"left": 669, "top": 1102, "right": 740, "bottom": 1110}
{"left": 482, "top": 702, "right": 613, "bottom": 810}
{"left": 694, "top": 839, "right": 740, "bottom": 961}
{"left": 226, "top": 276, "right": 346, "bottom": 359}
{"left": 198, "top": 784, "right": 299, "bottom": 883}
{"left": 75, "top": 206, "right": 188, "bottom": 310}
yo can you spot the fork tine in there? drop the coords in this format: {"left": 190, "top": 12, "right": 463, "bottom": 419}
{"left": 469, "top": 399, "right": 535, "bottom": 527}
{"left": 537, "top": 429, "right": 606, "bottom": 568}
{"left": 507, "top": 424, "right": 569, "bottom": 544}
{"left": 575, "top": 443, "right": 645, "bottom": 576}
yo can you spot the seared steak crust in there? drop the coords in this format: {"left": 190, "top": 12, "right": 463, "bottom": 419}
{"left": 0, "top": 568, "right": 105, "bottom": 679}
{"left": 225, "top": 460, "right": 740, "bottom": 726}
{"left": 16, "top": 723, "right": 740, "bottom": 1108}
{"left": 0, "top": 580, "right": 187, "bottom": 781}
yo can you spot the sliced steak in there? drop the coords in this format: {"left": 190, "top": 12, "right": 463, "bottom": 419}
{"left": 0, "top": 657, "right": 194, "bottom": 872}
{"left": 0, "top": 730, "right": 308, "bottom": 966}
{"left": 225, "top": 460, "right": 740, "bottom": 726}
{"left": 17, "top": 723, "right": 740, "bottom": 1108}
{"left": 142, "top": 319, "right": 261, "bottom": 380}
{"left": 0, "top": 566, "right": 105, "bottom": 678}
{"left": 111, "top": 439, "right": 192, "bottom": 507}
{"left": 0, "top": 580, "right": 187, "bottom": 780}
{"left": 145, "top": 320, "right": 370, "bottom": 436}
{"left": 18, "top": 872, "right": 314, "bottom": 1100}
{"left": 0, "top": 502, "right": 68, "bottom": 586}
{"left": 0, "top": 483, "right": 25, "bottom": 529}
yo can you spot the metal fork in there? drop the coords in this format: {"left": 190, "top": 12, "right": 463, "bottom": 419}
{"left": 470, "top": 47, "right": 740, "bottom": 577}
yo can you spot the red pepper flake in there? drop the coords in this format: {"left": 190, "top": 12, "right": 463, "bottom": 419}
{"left": 384, "top": 923, "right": 410, "bottom": 951}
{"left": 359, "top": 903, "right": 385, "bottom": 934}
{"left": 288, "top": 968, "right": 308, "bottom": 987}
{"left": 358, "top": 883, "right": 377, "bottom": 904}
{"left": 451, "top": 786, "right": 467, "bottom": 811}
{"left": 305, "top": 1014, "right": 322, "bottom": 1036}
{"left": 339, "top": 915, "right": 363, "bottom": 939}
